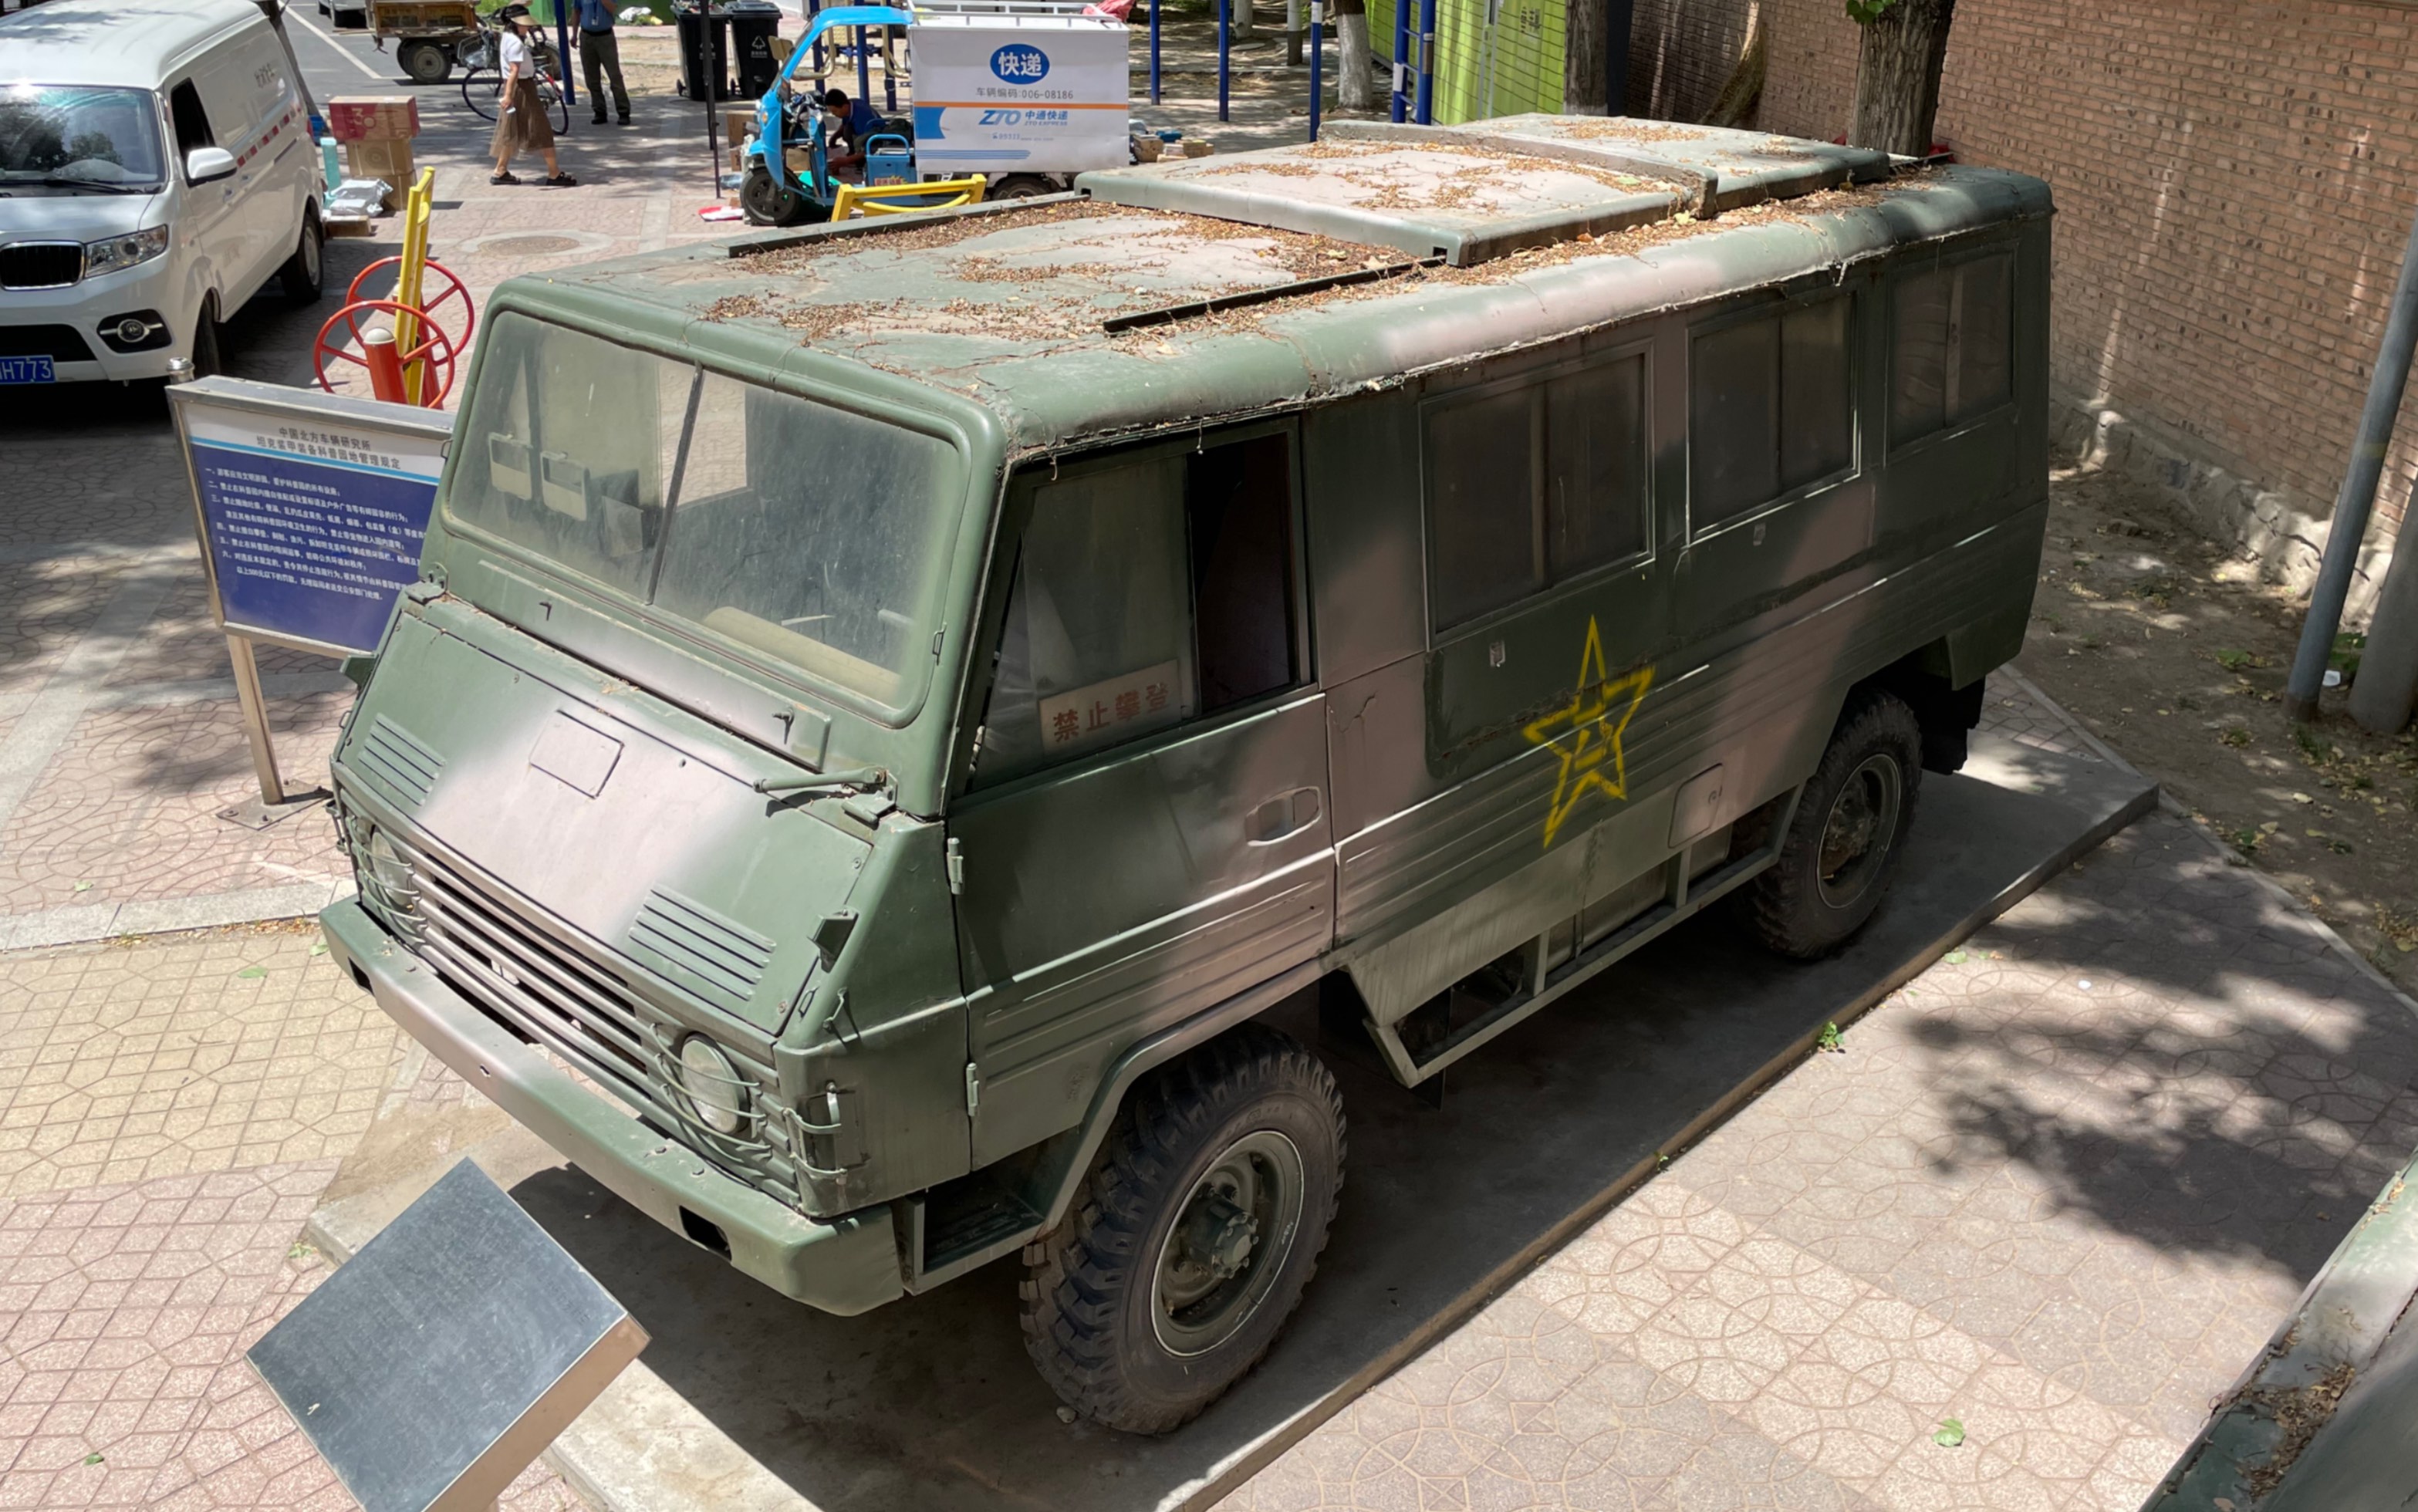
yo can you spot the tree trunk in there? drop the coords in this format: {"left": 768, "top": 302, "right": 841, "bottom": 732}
{"left": 1564, "top": 0, "right": 1607, "bottom": 114}
{"left": 1287, "top": 0, "right": 1304, "bottom": 66}
{"left": 1233, "top": 0, "right": 1255, "bottom": 43}
{"left": 1849, "top": 0, "right": 1954, "bottom": 156}
{"left": 1336, "top": 0, "right": 1373, "bottom": 110}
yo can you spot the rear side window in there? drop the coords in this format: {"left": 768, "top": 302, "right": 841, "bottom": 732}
{"left": 1892, "top": 252, "right": 2014, "bottom": 445}
{"left": 1690, "top": 295, "right": 1853, "bottom": 530}
{"left": 1427, "top": 352, "right": 1651, "bottom": 630}
{"left": 973, "top": 430, "right": 1300, "bottom": 787}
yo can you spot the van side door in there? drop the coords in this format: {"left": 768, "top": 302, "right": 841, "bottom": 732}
{"left": 948, "top": 423, "right": 1332, "bottom": 1167}
{"left": 164, "top": 76, "right": 245, "bottom": 314}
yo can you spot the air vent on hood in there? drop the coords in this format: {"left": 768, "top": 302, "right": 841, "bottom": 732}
{"left": 353, "top": 714, "right": 444, "bottom": 810}
{"left": 629, "top": 888, "right": 776, "bottom": 1005}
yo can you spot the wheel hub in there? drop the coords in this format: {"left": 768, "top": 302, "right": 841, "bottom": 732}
{"left": 1815, "top": 752, "right": 1901, "bottom": 907}
{"left": 1150, "top": 1129, "right": 1305, "bottom": 1357}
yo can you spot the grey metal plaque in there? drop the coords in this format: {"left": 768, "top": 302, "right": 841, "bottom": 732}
{"left": 248, "top": 1161, "right": 647, "bottom": 1512}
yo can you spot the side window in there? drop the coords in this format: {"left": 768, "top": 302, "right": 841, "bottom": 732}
{"left": 1690, "top": 295, "right": 1854, "bottom": 531}
{"left": 973, "top": 432, "right": 1299, "bottom": 787}
{"left": 167, "top": 80, "right": 214, "bottom": 165}
{"left": 1892, "top": 252, "right": 2014, "bottom": 446}
{"left": 1427, "top": 351, "right": 1650, "bottom": 632}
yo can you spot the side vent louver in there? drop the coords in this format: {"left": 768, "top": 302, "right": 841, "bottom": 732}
{"left": 353, "top": 715, "right": 444, "bottom": 809}
{"left": 629, "top": 889, "right": 775, "bottom": 1004}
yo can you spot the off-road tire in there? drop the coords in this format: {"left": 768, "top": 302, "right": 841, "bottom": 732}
{"left": 1744, "top": 688, "right": 1923, "bottom": 960}
{"left": 1021, "top": 1024, "right": 1345, "bottom": 1434}
{"left": 279, "top": 203, "right": 325, "bottom": 303}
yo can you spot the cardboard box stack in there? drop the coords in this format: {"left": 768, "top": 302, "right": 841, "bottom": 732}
{"left": 329, "top": 95, "right": 421, "bottom": 211}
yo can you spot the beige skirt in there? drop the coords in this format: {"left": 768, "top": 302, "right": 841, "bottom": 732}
{"left": 490, "top": 77, "right": 556, "bottom": 157}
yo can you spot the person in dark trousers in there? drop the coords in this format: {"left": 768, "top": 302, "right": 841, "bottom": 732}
{"left": 489, "top": 5, "right": 575, "bottom": 186}
{"left": 575, "top": 0, "right": 630, "bottom": 125}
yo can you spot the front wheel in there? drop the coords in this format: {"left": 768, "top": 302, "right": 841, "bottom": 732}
{"left": 461, "top": 66, "right": 498, "bottom": 121}
{"left": 739, "top": 164, "right": 814, "bottom": 226}
{"left": 1022, "top": 1024, "right": 1344, "bottom": 1434}
{"left": 1741, "top": 688, "right": 1923, "bottom": 959}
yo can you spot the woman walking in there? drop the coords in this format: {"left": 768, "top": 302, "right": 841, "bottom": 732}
{"left": 489, "top": 5, "right": 576, "bottom": 187}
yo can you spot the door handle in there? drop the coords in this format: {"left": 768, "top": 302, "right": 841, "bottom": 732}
{"left": 1246, "top": 786, "right": 1322, "bottom": 845}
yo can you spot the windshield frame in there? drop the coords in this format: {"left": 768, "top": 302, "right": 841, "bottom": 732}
{"left": 0, "top": 84, "right": 168, "bottom": 194}
{"left": 434, "top": 310, "right": 979, "bottom": 729}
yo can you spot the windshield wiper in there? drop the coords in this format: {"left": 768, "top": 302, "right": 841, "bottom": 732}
{"left": 32, "top": 177, "right": 155, "bottom": 194}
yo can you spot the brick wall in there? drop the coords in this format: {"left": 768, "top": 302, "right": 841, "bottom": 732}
{"left": 1623, "top": 0, "right": 1755, "bottom": 122}
{"left": 1756, "top": 0, "right": 2413, "bottom": 600}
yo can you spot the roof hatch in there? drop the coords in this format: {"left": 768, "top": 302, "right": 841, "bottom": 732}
{"left": 1078, "top": 120, "right": 1896, "bottom": 267}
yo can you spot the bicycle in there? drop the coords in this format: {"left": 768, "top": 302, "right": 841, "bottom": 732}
{"left": 461, "top": 31, "right": 569, "bottom": 133}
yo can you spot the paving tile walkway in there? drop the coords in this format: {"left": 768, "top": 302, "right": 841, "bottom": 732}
{"left": 1219, "top": 690, "right": 2418, "bottom": 1511}
{"left": 0, "top": 930, "right": 583, "bottom": 1510}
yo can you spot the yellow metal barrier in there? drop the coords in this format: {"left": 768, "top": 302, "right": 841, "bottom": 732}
{"left": 829, "top": 175, "right": 988, "bottom": 221}
{"left": 395, "top": 167, "right": 437, "bottom": 405}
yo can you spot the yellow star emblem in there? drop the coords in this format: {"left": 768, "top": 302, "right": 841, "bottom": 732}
{"left": 1522, "top": 617, "right": 1654, "bottom": 849}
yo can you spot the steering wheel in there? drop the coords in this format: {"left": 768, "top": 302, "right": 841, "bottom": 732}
{"left": 345, "top": 257, "right": 477, "bottom": 348}
{"left": 311, "top": 299, "right": 460, "bottom": 407}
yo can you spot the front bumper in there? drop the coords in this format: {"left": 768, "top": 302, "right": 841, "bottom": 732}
{"left": 0, "top": 262, "right": 185, "bottom": 382}
{"left": 320, "top": 899, "right": 906, "bottom": 1315}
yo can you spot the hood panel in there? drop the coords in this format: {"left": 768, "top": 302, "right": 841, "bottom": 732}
{"left": 0, "top": 194, "right": 160, "bottom": 238}
{"left": 344, "top": 610, "right": 869, "bottom": 1034}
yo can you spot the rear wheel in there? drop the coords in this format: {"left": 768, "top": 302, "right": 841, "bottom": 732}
{"left": 399, "top": 40, "right": 452, "bottom": 84}
{"left": 1743, "top": 689, "right": 1923, "bottom": 959}
{"left": 1022, "top": 1024, "right": 1344, "bottom": 1434}
{"left": 280, "top": 202, "right": 326, "bottom": 303}
{"left": 988, "top": 172, "right": 1054, "bottom": 201}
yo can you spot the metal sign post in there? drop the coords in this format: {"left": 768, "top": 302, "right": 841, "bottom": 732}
{"left": 166, "top": 375, "right": 453, "bottom": 828}
{"left": 248, "top": 1162, "right": 647, "bottom": 1512}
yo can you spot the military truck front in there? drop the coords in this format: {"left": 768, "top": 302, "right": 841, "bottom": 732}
{"left": 320, "top": 303, "right": 1003, "bottom": 1310}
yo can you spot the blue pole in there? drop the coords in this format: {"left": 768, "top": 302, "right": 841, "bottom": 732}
{"left": 809, "top": 0, "right": 825, "bottom": 72}
{"left": 883, "top": 25, "right": 897, "bottom": 111}
{"left": 856, "top": 24, "right": 871, "bottom": 107}
{"left": 556, "top": 4, "right": 576, "bottom": 107}
{"left": 1390, "top": 0, "right": 1408, "bottom": 122}
{"left": 1217, "top": 0, "right": 1230, "bottom": 122}
{"left": 1413, "top": 0, "right": 1435, "bottom": 123}
{"left": 1306, "top": 0, "right": 1322, "bottom": 140}
{"left": 1150, "top": 0, "right": 1161, "bottom": 104}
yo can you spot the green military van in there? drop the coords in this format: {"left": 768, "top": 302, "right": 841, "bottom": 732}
{"left": 319, "top": 116, "right": 2051, "bottom": 1432}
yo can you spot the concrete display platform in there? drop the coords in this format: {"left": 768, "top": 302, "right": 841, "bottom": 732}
{"left": 310, "top": 734, "right": 2155, "bottom": 1512}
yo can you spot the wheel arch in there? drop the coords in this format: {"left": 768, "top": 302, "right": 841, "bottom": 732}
{"left": 1032, "top": 963, "right": 1326, "bottom": 1233}
{"left": 1856, "top": 638, "right": 1990, "bottom": 775}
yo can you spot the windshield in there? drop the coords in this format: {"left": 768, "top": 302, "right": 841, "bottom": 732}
{"left": 0, "top": 86, "right": 165, "bottom": 191}
{"left": 447, "top": 313, "right": 964, "bottom": 715}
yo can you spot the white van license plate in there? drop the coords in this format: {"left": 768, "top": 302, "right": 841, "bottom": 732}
{"left": 0, "top": 357, "right": 55, "bottom": 385}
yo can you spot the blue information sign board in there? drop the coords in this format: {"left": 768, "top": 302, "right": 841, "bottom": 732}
{"left": 171, "top": 379, "right": 453, "bottom": 656}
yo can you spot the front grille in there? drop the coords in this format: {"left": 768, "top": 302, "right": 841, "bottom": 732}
{"left": 0, "top": 242, "right": 84, "bottom": 290}
{"left": 0, "top": 324, "right": 96, "bottom": 362}
{"left": 350, "top": 818, "right": 802, "bottom": 1202}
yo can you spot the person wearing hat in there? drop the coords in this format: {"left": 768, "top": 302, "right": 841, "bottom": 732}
{"left": 489, "top": 5, "right": 576, "bottom": 187}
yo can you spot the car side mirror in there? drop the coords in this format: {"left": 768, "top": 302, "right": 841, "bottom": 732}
{"left": 185, "top": 147, "right": 238, "bottom": 184}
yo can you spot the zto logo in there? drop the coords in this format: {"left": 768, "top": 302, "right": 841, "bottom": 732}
{"left": 1523, "top": 616, "right": 1653, "bottom": 849}
{"left": 990, "top": 43, "right": 1051, "bottom": 83}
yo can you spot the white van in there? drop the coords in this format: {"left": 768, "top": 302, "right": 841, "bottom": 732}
{"left": 0, "top": 0, "right": 323, "bottom": 387}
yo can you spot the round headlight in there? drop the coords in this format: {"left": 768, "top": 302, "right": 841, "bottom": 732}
{"left": 677, "top": 1035, "right": 749, "bottom": 1135}
{"left": 364, "top": 829, "right": 417, "bottom": 916}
